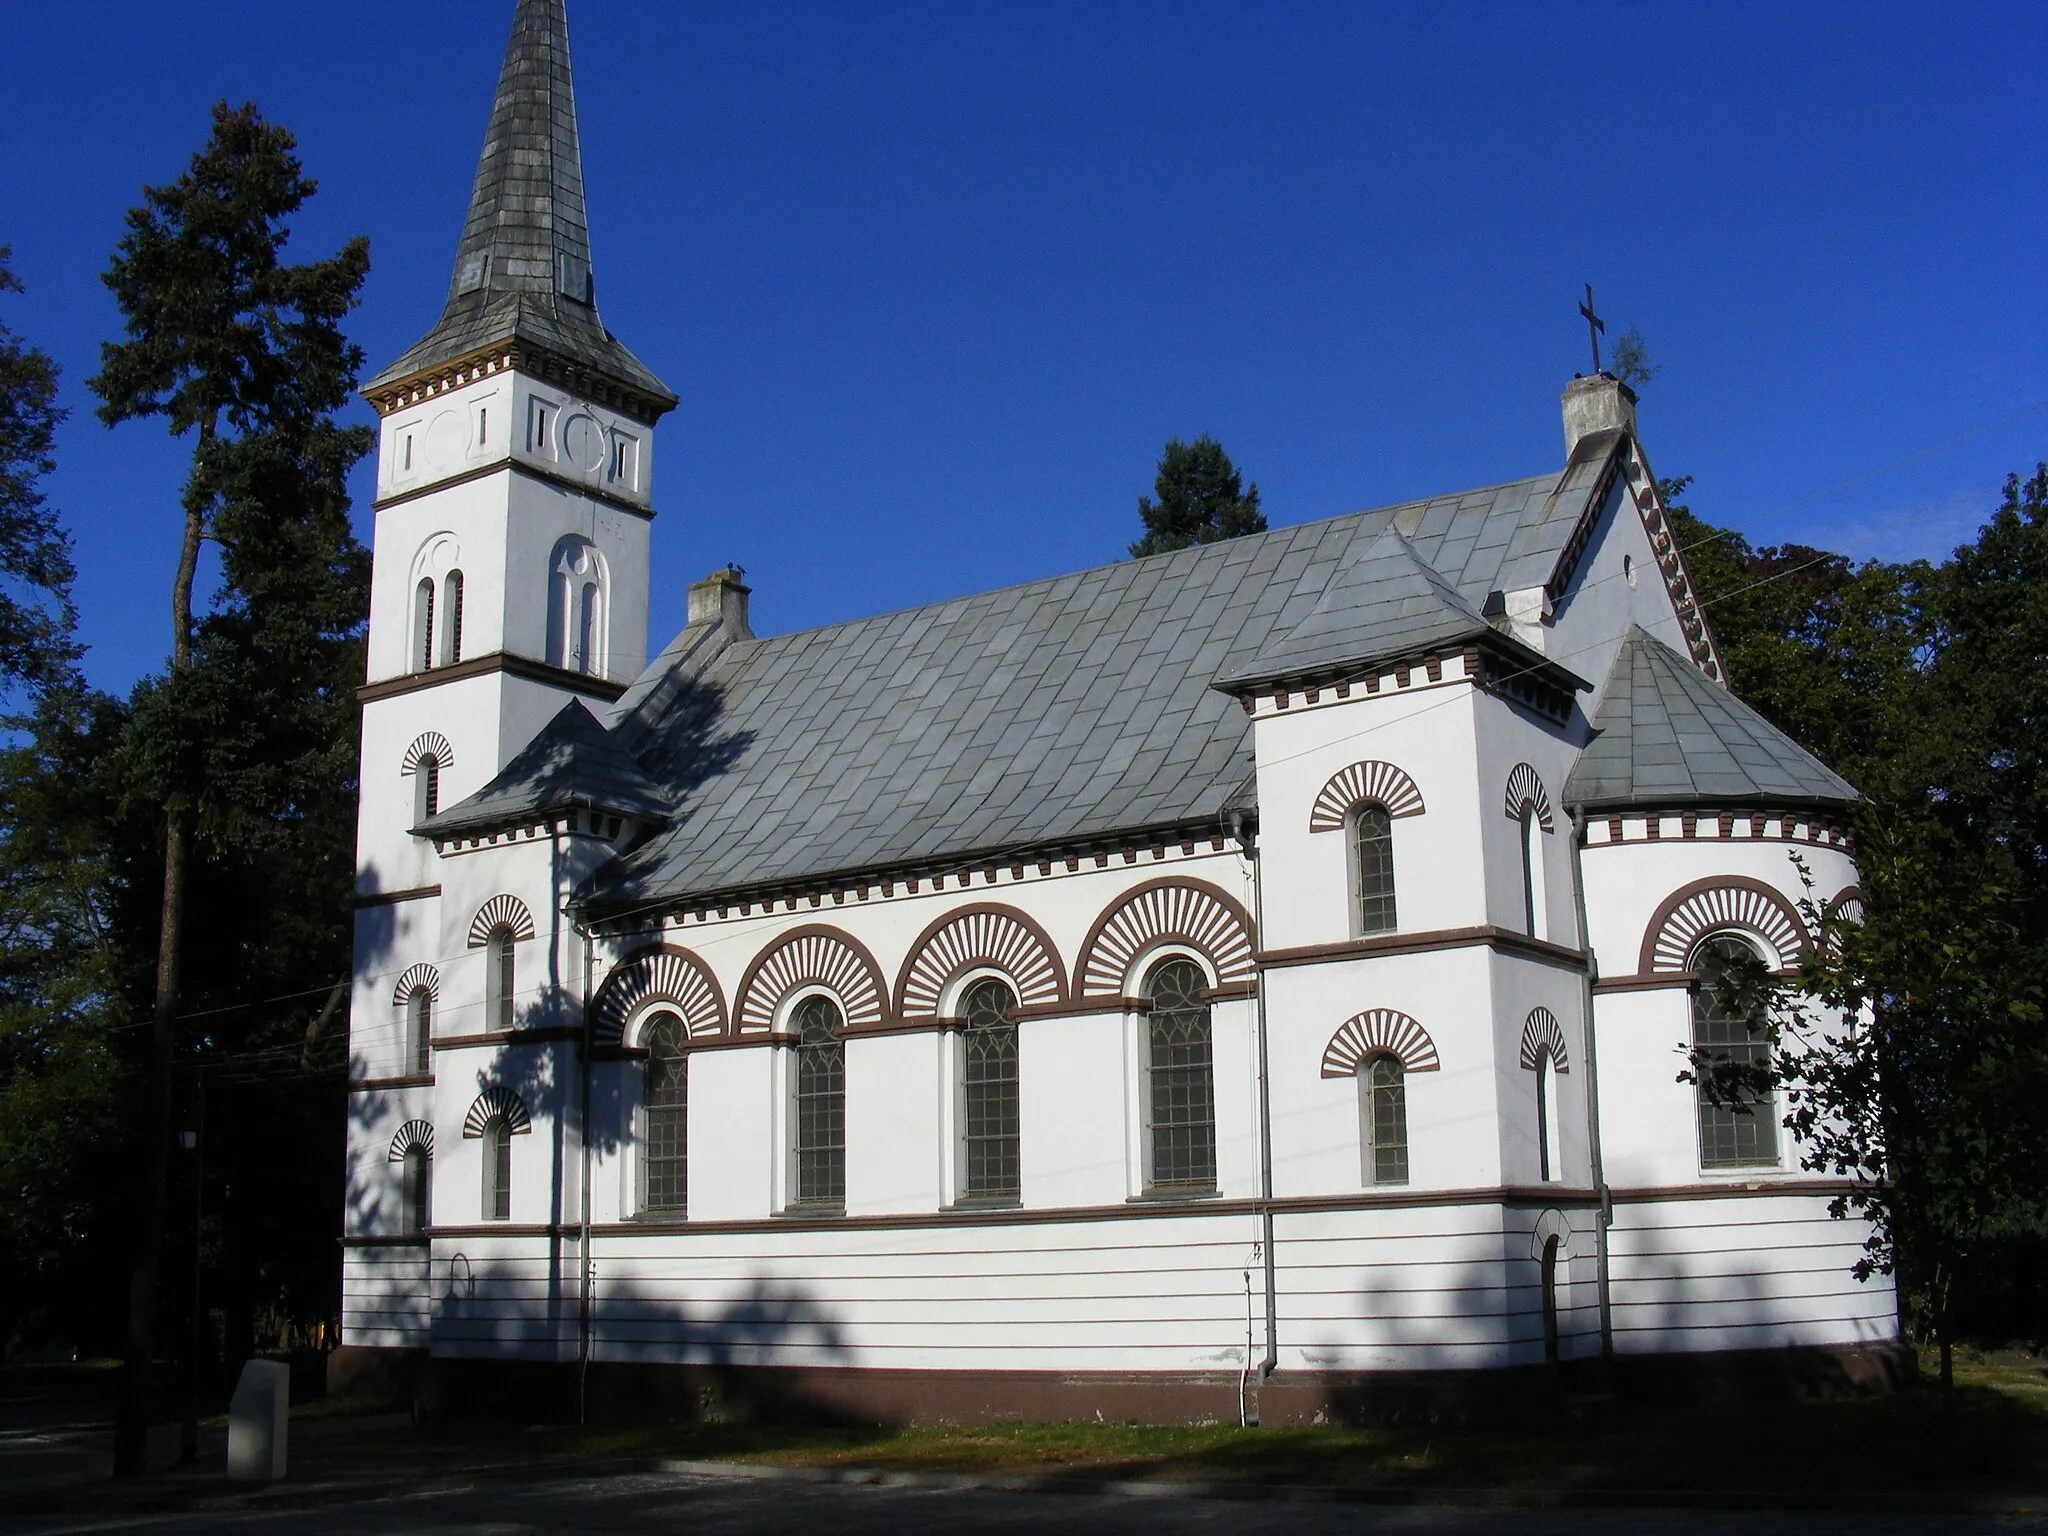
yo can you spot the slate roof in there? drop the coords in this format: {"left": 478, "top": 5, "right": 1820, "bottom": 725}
{"left": 364, "top": 0, "right": 674, "bottom": 408}
{"left": 579, "top": 466, "right": 1612, "bottom": 914}
{"left": 422, "top": 701, "right": 669, "bottom": 836}
{"left": 1563, "top": 627, "right": 1857, "bottom": 811}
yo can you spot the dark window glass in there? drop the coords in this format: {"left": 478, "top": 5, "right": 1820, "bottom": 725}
{"left": 1691, "top": 934, "right": 1778, "bottom": 1168}
{"left": 444, "top": 570, "right": 465, "bottom": 665}
{"left": 1354, "top": 804, "right": 1397, "bottom": 935}
{"left": 401, "top": 1146, "right": 430, "bottom": 1234}
{"left": 1535, "top": 1051, "right": 1552, "bottom": 1183}
{"left": 414, "top": 755, "right": 440, "bottom": 826}
{"left": 484, "top": 1119, "right": 511, "bottom": 1221}
{"left": 643, "top": 1014, "right": 688, "bottom": 1213}
{"left": 1145, "top": 959, "right": 1215, "bottom": 1191}
{"left": 486, "top": 927, "right": 516, "bottom": 1030}
{"left": 1520, "top": 804, "right": 1539, "bottom": 936}
{"left": 1363, "top": 1055, "right": 1409, "bottom": 1185}
{"left": 408, "top": 990, "right": 433, "bottom": 1075}
{"left": 1541, "top": 1234, "right": 1561, "bottom": 1364}
{"left": 414, "top": 578, "right": 435, "bottom": 672}
{"left": 792, "top": 996, "right": 845, "bottom": 1208}
{"left": 961, "top": 979, "right": 1020, "bottom": 1200}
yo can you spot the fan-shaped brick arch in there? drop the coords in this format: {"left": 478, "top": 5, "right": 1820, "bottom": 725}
{"left": 391, "top": 963, "right": 440, "bottom": 1007}
{"left": 1519, "top": 1007, "right": 1569, "bottom": 1072}
{"left": 402, "top": 731, "right": 452, "bottom": 774}
{"left": 1504, "top": 763, "right": 1555, "bottom": 832}
{"left": 896, "top": 905, "right": 1066, "bottom": 1018}
{"left": 1827, "top": 885, "right": 1866, "bottom": 925}
{"left": 591, "top": 944, "right": 726, "bottom": 1046}
{"left": 1077, "top": 878, "right": 1256, "bottom": 997}
{"left": 387, "top": 1119, "right": 435, "bottom": 1162}
{"left": 461, "top": 1086, "right": 530, "bottom": 1138}
{"left": 1640, "top": 876, "right": 1810, "bottom": 974}
{"left": 1309, "top": 760, "right": 1426, "bottom": 832}
{"left": 737, "top": 926, "right": 888, "bottom": 1034}
{"left": 1321, "top": 1009, "right": 1441, "bottom": 1077}
{"left": 467, "top": 895, "right": 535, "bottom": 947}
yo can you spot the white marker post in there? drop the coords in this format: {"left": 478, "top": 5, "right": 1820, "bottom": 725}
{"left": 226, "top": 1358, "right": 289, "bottom": 1481}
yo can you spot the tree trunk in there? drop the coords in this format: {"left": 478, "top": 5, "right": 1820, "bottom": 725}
{"left": 112, "top": 461, "right": 206, "bottom": 1477}
{"left": 1940, "top": 1331, "right": 1954, "bottom": 1428}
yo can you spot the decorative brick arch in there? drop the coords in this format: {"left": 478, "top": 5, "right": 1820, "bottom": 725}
{"left": 1321, "top": 1009, "right": 1441, "bottom": 1077}
{"left": 387, "top": 1119, "right": 436, "bottom": 1162}
{"left": 391, "top": 963, "right": 440, "bottom": 1007}
{"left": 461, "top": 1086, "right": 530, "bottom": 1138}
{"left": 1640, "top": 876, "right": 1810, "bottom": 973}
{"left": 467, "top": 895, "right": 535, "bottom": 947}
{"left": 402, "top": 731, "right": 452, "bottom": 774}
{"left": 896, "top": 904, "right": 1066, "bottom": 1019}
{"left": 1309, "top": 760, "right": 1426, "bottom": 832}
{"left": 736, "top": 926, "right": 889, "bottom": 1034}
{"left": 1519, "top": 1007, "right": 1569, "bottom": 1072}
{"left": 1077, "top": 878, "right": 1255, "bottom": 997}
{"left": 1504, "top": 763, "right": 1555, "bottom": 832}
{"left": 1827, "top": 885, "right": 1866, "bottom": 925}
{"left": 591, "top": 943, "right": 726, "bottom": 1046}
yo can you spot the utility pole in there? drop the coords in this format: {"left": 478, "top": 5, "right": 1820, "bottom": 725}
{"left": 179, "top": 1068, "right": 205, "bottom": 1464}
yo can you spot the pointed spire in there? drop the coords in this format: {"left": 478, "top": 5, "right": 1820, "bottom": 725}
{"left": 366, "top": 0, "right": 675, "bottom": 416}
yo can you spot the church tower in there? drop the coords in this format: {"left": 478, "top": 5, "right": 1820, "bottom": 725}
{"left": 353, "top": 0, "right": 675, "bottom": 908}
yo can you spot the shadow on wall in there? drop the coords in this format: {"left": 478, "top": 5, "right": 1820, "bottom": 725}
{"left": 412, "top": 1277, "right": 860, "bottom": 1425}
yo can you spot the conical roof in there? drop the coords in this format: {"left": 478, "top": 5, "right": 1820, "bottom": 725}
{"left": 1563, "top": 627, "right": 1857, "bottom": 810}
{"left": 365, "top": 0, "right": 675, "bottom": 413}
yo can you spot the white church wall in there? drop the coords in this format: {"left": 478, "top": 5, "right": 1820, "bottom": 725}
{"left": 846, "top": 1030, "right": 946, "bottom": 1215}
{"left": 1019, "top": 1010, "right": 1131, "bottom": 1210}
{"left": 1544, "top": 460, "right": 1701, "bottom": 701}
{"left": 354, "top": 675, "right": 504, "bottom": 895}
{"left": 1263, "top": 948, "right": 1501, "bottom": 1198}
{"left": 347, "top": 896, "right": 439, "bottom": 1082}
{"left": 1251, "top": 684, "right": 1486, "bottom": 951}
{"left": 1608, "top": 1193, "right": 1895, "bottom": 1354}
{"left": 341, "top": 1246, "right": 432, "bottom": 1349}
{"left": 1485, "top": 953, "right": 1593, "bottom": 1189}
{"left": 1468, "top": 690, "right": 1581, "bottom": 949}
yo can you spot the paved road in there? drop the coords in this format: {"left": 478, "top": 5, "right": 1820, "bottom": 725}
{"left": 4, "top": 1467, "right": 2044, "bottom": 1536}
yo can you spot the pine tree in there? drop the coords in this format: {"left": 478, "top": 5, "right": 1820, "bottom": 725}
{"left": 0, "top": 248, "right": 79, "bottom": 697}
{"left": 1129, "top": 435, "right": 1265, "bottom": 557}
{"left": 88, "top": 102, "right": 369, "bottom": 1475}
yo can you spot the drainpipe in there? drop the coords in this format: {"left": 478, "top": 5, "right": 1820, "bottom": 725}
{"left": 1567, "top": 809, "right": 1615, "bottom": 1359}
{"left": 1228, "top": 809, "right": 1279, "bottom": 1389}
{"left": 575, "top": 915, "right": 595, "bottom": 1423}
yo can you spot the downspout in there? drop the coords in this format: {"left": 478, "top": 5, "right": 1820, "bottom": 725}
{"left": 1228, "top": 808, "right": 1279, "bottom": 1389}
{"left": 575, "top": 914, "right": 595, "bottom": 1423}
{"left": 1567, "top": 808, "right": 1614, "bottom": 1359}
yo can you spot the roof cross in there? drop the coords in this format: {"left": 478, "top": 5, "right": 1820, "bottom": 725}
{"left": 1578, "top": 283, "right": 1605, "bottom": 376}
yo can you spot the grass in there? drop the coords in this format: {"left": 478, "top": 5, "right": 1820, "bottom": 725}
{"left": 293, "top": 1345, "right": 2048, "bottom": 1498}
{"left": 9, "top": 1347, "right": 2048, "bottom": 1500}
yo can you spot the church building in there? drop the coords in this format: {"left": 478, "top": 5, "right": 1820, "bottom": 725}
{"left": 337, "top": 0, "right": 1900, "bottom": 1421}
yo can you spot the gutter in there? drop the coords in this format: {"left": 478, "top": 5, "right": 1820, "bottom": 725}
{"left": 1567, "top": 807, "right": 1615, "bottom": 1358}
{"left": 1228, "top": 808, "right": 1279, "bottom": 1390}
{"left": 575, "top": 916, "right": 596, "bottom": 1423}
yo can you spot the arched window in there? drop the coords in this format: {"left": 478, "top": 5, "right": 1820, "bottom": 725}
{"left": 642, "top": 1013, "right": 688, "bottom": 1214}
{"left": 413, "top": 577, "right": 436, "bottom": 673}
{"left": 546, "top": 537, "right": 606, "bottom": 675}
{"left": 413, "top": 754, "right": 441, "bottom": 826}
{"left": 1691, "top": 933, "right": 1778, "bottom": 1168}
{"left": 400, "top": 1146, "right": 431, "bottom": 1234}
{"left": 1534, "top": 1049, "right": 1556, "bottom": 1183}
{"left": 406, "top": 989, "right": 433, "bottom": 1075}
{"left": 484, "top": 925, "right": 517, "bottom": 1031}
{"left": 1360, "top": 1054, "right": 1408, "bottom": 1186}
{"left": 961, "top": 979, "right": 1020, "bottom": 1201}
{"left": 442, "top": 570, "right": 464, "bottom": 665}
{"left": 1520, "top": 803, "right": 1544, "bottom": 938}
{"left": 482, "top": 1117, "right": 512, "bottom": 1221}
{"left": 1144, "top": 958, "right": 1215, "bottom": 1192}
{"left": 1353, "top": 804, "right": 1397, "bottom": 935}
{"left": 791, "top": 996, "right": 845, "bottom": 1209}
{"left": 1540, "top": 1234, "right": 1561, "bottom": 1364}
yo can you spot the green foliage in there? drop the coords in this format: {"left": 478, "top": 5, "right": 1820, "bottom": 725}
{"left": 1679, "top": 465, "right": 2048, "bottom": 1346}
{"left": 1607, "top": 323, "right": 1658, "bottom": 390}
{"left": 1129, "top": 435, "right": 1265, "bottom": 557}
{"left": 0, "top": 249, "right": 80, "bottom": 698}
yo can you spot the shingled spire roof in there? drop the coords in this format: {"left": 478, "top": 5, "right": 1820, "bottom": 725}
{"left": 365, "top": 0, "right": 675, "bottom": 414}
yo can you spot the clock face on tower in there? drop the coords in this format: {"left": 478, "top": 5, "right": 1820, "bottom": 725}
{"left": 562, "top": 411, "right": 608, "bottom": 473}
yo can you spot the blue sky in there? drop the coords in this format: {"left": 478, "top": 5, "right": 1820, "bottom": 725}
{"left": 2, "top": 1, "right": 2042, "bottom": 694}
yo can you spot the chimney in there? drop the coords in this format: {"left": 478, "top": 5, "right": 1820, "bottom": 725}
{"left": 686, "top": 565, "right": 752, "bottom": 639}
{"left": 1560, "top": 374, "right": 1637, "bottom": 461}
